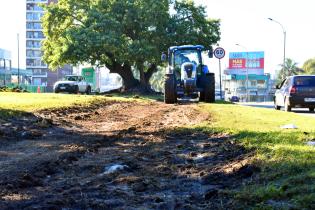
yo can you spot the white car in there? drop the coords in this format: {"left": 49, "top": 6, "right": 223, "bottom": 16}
{"left": 54, "top": 75, "right": 92, "bottom": 94}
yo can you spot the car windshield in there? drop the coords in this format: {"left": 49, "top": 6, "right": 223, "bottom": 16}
{"left": 65, "top": 76, "right": 78, "bottom": 81}
{"left": 294, "top": 76, "right": 315, "bottom": 86}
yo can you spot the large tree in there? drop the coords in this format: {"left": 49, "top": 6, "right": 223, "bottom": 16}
{"left": 41, "top": 0, "right": 220, "bottom": 90}
{"left": 302, "top": 58, "right": 315, "bottom": 75}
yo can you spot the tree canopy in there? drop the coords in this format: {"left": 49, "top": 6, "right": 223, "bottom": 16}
{"left": 41, "top": 0, "right": 221, "bottom": 89}
{"left": 302, "top": 58, "right": 315, "bottom": 75}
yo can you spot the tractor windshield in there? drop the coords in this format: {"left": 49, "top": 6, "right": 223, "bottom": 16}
{"left": 173, "top": 49, "right": 201, "bottom": 71}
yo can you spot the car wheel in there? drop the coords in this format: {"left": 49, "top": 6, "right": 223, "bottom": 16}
{"left": 309, "top": 107, "right": 314, "bottom": 112}
{"left": 284, "top": 98, "right": 291, "bottom": 112}
{"left": 74, "top": 85, "right": 79, "bottom": 94}
{"left": 86, "top": 86, "right": 91, "bottom": 95}
{"left": 274, "top": 100, "right": 281, "bottom": 110}
{"left": 54, "top": 89, "right": 59, "bottom": 94}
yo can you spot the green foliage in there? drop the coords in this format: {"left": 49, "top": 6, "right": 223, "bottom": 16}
{"left": 41, "top": 0, "right": 220, "bottom": 86}
{"left": 302, "top": 58, "right": 315, "bottom": 75}
{"left": 277, "top": 58, "right": 304, "bottom": 80}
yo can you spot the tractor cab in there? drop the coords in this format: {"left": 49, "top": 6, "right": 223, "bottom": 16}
{"left": 162, "top": 45, "right": 215, "bottom": 104}
{"left": 167, "top": 45, "right": 208, "bottom": 79}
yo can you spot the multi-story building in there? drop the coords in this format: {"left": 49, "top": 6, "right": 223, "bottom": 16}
{"left": 223, "top": 51, "right": 272, "bottom": 102}
{"left": 0, "top": 48, "right": 11, "bottom": 86}
{"left": 26, "top": 0, "right": 72, "bottom": 92}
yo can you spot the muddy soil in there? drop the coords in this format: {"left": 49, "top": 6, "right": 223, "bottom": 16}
{"left": 0, "top": 100, "right": 257, "bottom": 209}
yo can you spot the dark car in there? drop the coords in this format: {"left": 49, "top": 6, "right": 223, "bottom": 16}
{"left": 274, "top": 75, "right": 315, "bottom": 112}
{"left": 230, "top": 96, "right": 240, "bottom": 102}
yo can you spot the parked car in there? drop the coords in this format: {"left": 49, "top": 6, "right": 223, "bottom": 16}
{"left": 229, "top": 96, "right": 240, "bottom": 102}
{"left": 53, "top": 75, "right": 92, "bottom": 94}
{"left": 274, "top": 75, "right": 315, "bottom": 112}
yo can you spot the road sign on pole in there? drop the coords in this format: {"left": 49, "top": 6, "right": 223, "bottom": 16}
{"left": 213, "top": 47, "right": 225, "bottom": 100}
{"left": 214, "top": 47, "right": 225, "bottom": 59}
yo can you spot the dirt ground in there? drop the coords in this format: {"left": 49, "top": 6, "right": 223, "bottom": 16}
{"left": 0, "top": 100, "right": 257, "bottom": 209}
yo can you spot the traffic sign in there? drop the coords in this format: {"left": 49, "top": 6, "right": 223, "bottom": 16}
{"left": 214, "top": 47, "right": 225, "bottom": 59}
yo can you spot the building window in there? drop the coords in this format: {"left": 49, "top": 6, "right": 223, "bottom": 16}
{"left": 257, "top": 80, "right": 266, "bottom": 88}
{"left": 26, "top": 3, "right": 44, "bottom": 11}
{"left": 27, "top": 22, "right": 42, "bottom": 30}
{"left": 27, "top": 58, "right": 46, "bottom": 67}
{"left": 250, "top": 80, "right": 257, "bottom": 87}
{"left": 26, "top": 50, "right": 42, "bottom": 57}
{"left": 26, "top": 12, "right": 44, "bottom": 21}
{"left": 26, "top": 40, "right": 42, "bottom": 48}
{"left": 26, "top": 31, "right": 44, "bottom": 39}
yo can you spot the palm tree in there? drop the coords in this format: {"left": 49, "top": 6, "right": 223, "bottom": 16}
{"left": 277, "top": 58, "right": 304, "bottom": 80}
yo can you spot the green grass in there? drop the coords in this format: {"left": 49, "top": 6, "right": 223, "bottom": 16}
{"left": 198, "top": 103, "right": 315, "bottom": 209}
{"left": 0, "top": 92, "right": 110, "bottom": 118}
{"left": 0, "top": 92, "right": 156, "bottom": 119}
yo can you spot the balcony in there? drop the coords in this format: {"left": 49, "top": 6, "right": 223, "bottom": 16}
{"left": 31, "top": 72, "right": 48, "bottom": 78}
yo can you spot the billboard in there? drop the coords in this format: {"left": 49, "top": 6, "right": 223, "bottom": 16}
{"left": 227, "top": 51, "right": 264, "bottom": 75}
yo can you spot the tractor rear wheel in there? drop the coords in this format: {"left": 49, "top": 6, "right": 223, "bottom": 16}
{"left": 164, "top": 74, "right": 177, "bottom": 104}
{"left": 200, "top": 73, "right": 215, "bottom": 103}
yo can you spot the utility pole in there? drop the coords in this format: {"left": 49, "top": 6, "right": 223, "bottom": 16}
{"left": 268, "top": 18, "right": 286, "bottom": 75}
{"left": 17, "top": 33, "right": 20, "bottom": 87}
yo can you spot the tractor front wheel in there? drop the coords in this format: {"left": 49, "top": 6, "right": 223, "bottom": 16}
{"left": 164, "top": 74, "right": 177, "bottom": 104}
{"left": 200, "top": 73, "right": 215, "bottom": 103}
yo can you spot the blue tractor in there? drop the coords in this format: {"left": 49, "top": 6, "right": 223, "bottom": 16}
{"left": 162, "top": 45, "right": 215, "bottom": 104}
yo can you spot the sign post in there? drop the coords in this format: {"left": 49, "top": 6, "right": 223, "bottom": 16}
{"left": 214, "top": 47, "right": 225, "bottom": 100}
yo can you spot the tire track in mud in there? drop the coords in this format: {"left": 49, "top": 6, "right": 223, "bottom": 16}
{"left": 0, "top": 100, "right": 258, "bottom": 209}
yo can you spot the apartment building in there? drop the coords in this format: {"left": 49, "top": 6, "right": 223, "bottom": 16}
{"left": 26, "top": 0, "right": 72, "bottom": 92}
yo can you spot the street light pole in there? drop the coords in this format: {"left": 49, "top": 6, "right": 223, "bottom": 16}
{"left": 17, "top": 33, "right": 20, "bottom": 87}
{"left": 268, "top": 18, "right": 286, "bottom": 76}
{"left": 236, "top": 44, "right": 249, "bottom": 102}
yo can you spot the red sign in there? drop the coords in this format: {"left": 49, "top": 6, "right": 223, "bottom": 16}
{"left": 229, "top": 58, "right": 264, "bottom": 69}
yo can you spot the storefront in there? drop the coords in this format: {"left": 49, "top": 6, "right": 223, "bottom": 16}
{"left": 223, "top": 74, "right": 271, "bottom": 102}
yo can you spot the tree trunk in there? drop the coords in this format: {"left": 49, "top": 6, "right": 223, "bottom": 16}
{"left": 105, "top": 58, "right": 159, "bottom": 92}
{"left": 138, "top": 63, "right": 159, "bottom": 91}
{"left": 106, "top": 60, "right": 139, "bottom": 90}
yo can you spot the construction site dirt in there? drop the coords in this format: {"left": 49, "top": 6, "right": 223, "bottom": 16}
{"left": 0, "top": 100, "right": 258, "bottom": 209}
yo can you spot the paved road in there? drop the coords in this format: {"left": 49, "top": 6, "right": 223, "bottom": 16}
{"left": 236, "top": 101, "right": 315, "bottom": 117}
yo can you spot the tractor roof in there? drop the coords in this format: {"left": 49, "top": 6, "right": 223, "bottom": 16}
{"left": 169, "top": 45, "right": 205, "bottom": 52}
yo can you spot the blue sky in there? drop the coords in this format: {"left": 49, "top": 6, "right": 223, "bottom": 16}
{"left": 1, "top": 0, "right": 315, "bottom": 77}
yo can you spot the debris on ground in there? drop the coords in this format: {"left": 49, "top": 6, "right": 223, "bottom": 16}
{"left": 306, "top": 141, "right": 315, "bottom": 146}
{"left": 280, "top": 124, "right": 298, "bottom": 129}
{"left": 0, "top": 100, "right": 255, "bottom": 209}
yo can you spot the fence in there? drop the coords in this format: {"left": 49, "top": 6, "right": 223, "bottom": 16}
{"left": 6, "top": 84, "right": 47, "bottom": 93}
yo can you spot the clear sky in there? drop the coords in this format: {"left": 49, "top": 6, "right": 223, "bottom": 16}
{"left": 195, "top": 0, "right": 315, "bottom": 77}
{"left": 1, "top": 0, "right": 315, "bottom": 76}
{"left": 0, "top": 0, "right": 26, "bottom": 69}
